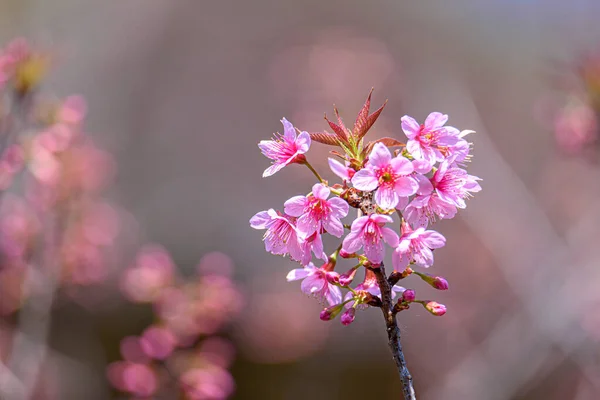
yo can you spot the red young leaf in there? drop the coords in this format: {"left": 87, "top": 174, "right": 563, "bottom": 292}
{"left": 333, "top": 106, "right": 351, "bottom": 137}
{"left": 324, "top": 113, "right": 349, "bottom": 143}
{"left": 309, "top": 132, "right": 341, "bottom": 146}
{"left": 357, "top": 99, "right": 387, "bottom": 140}
{"left": 354, "top": 88, "right": 374, "bottom": 137}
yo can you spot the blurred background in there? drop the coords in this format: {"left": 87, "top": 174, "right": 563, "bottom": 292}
{"left": 2, "top": 0, "right": 600, "bottom": 399}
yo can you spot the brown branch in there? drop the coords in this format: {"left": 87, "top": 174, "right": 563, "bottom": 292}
{"left": 371, "top": 263, "right": 416, "bottom": 399}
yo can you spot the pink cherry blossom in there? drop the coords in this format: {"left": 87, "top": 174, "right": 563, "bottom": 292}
{"left": 342, "top": 213, "right": 399, "bottom": 264}
{"left": 351, "top": 143, "right": 418, "bottom": 209}
{"left": 328, "top": 158, "right": 355, "bottom": 181}
{"left": 403, "top": 158, "right": 481, "bottom": 227}
{"left": 258, "top": 118, "right": 311, "bottom": 177}
{"left": 287, "top": 262, "right": 342, "bottom": 306}
{"left": 298, "top": 231, "right": 327, "bottom": 265}
{"left": 430, "top": 158, "right": 482, "bottom": 209}
{"left": 392, "top": 223, "right": 446, "bottom": 271}
{"left": 284, "top": 183, "right": 349, "bottom": 238}
{"left": 401, "top": 112, "right": 460, "bottom": 164}
{"left": 249, "top": 209, "right": 303, "bottom": 262}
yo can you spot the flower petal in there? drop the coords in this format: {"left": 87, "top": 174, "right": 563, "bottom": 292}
{"left": 351, "top": 169, "right": 378, "bottom": 191}
{"left": 281, "top": 118, "right": 296, "bottom": 141}
{"left": 394, "top": 176, "right": 418, "bottom": 197}
{"left": 283, "top": 196, "right": 307, "bottom": 217}
{"left": 312, "top": 183, "right": 330, "bottom": 200}
{"left": 328, "top": 197, "right": 349, "bottom": 218}
{"left": 424, "top": 112, "right": 448, "bottom": 130}
{"left": 367, "top": 142, "right": 392, "bottom": 168}
{"left": 401, "top": 116, "right": 420, "bottom": 139}
{"left": 342, "top": 231, "right": 363, "bottom": 254}
{"left": 286, "top": 268, "right": 311, "bottom": 281}
{"left": 390, "top": 156, "right": 414, "bottom": 176}
{"left": 374, "top": 186, "right": 399, "bottom": 210}
{"left": 323, "top": 216, "right": 344, "bottom": 238}
{"left": 249, "top": 210, "right": 272, "bottom": 229}
{"left": 382, "top": 227, "right": 399, "bottom": 247}
{"left": 295, "top": 131, "right": 311, "bottom": 153}
{"left": 421, "top": 230, "right": 446, "bottom": 249}
{"left": 328, "top": 158, "right": 350, "bottom": 180}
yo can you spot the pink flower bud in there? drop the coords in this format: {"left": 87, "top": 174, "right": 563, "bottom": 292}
{"left": 339, "top": 250, "right": 356, "bottom": 258}
{"left": 424, "top": 301, "right": 447, "bottom": 316}
{"left": 325, "top": 271, "right": 340, "bottom": 285}
{"left": 341, "top": 308, "right": 356, "bottom": 326}
{"left": 401, "top": 289, "right": 415, "bottom": 303}
{"left": 432, "top": 276, "right": 449, "bottom": 290}
{"left": 339, "top": 267, "right": 358, "bottom": 286}
{"left": 415, "top": 271, "right": 449, "bottom": 290}
{"left": 320, "top": 304, "right": 343, "bottom": 321}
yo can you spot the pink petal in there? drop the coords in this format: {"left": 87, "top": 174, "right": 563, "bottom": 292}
{"left": 415, "top": 247, "right": 434, "bottom": 266}
{"left": 367, "top": 143, "right": 392, "bottom": 168}
{"left": 342, "top": 231, "right": 363, "bottom": 254}
{"left": 301, "top": 274, "right": 326, "bottom": 296}
{"left": 328, "top": 197, "right": 349, "bottom": 218}
{"left": 351, "top": 169, "right": 378, "bottom": 191}
{"left": 283, "top": 196, "right": 307, "bottom": 217}
{"left": 382, "top": 227, "right": 399, "bottom": 247}
{"left": 249, "top": 210, "right": 272, "bottom": 229}
{"left": 396, "top": 196, "right": 409, "bottom": 211}
{"left": 326, "top": 285, "right": 343, "bottom": 306}
{"left": 281, "top": 118, "right": 296, "bottom": 141}
{"left": 312, "top": 183, "right": 330, "bottom": 200}
{"left": 328, "top": 158, "right": 350, "bottom": 180}
{"left": 392, "top": 249, "right": 411, "bottom": 271}
{"left": 297, "top": 214, "right": 319, "bottom": 237}
{"left": 401, "top": 116, "right": 420, "bottom": 139}
{"left": 390, "top": 156, "right": 414, "bottom": 176}
{"left": 394, "top": 176, "right": 418, "bottom": 197}
{"left": 424, "top": 112, "right": 448, "bottom": 130}
{"left": 262, "top": 162, "right": 285, "bottom": 178}
{"left": 323, "top": 216, "right": 344, "bottom": 238}
{"left": 364, "top": 240, "right": 384, "bottom": 264}
{"left": 406, "top": 140, "right": 423, "bottom": 159}
{"left": 412, "top": 159, "right": 432, "bottom": 174}
{"left": 370, "top": 214, "right": 394, "bottom": 225}
{"left": 295, "top": 131, "right": 311, "bottom": 153}
{"left": 374, "top": 186, "right": 399, "bottom": 209}
{"left": 415, "top": 174, "right": 434, "bottom": 195}
{"left": 421, "top": 230, "right": 446, "bottom": 249}
{"left": 286, "top": 267, "right": 311, "bottom": 281}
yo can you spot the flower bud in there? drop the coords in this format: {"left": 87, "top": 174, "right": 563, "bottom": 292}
{"left": 415, "top": 271, "right": 449, "bottom": 290}
{"left": 319, "top": 304, "right": 344, "bottom": 321}
{"left": 424, "top": 301, "right": 447, "bottom": 316}
{"left": 325, "top": 271, "right": 340, "bottom": 285}
{"left": 401, "top": 289, "right": 415, "bottom": 303}
{"left": 339, "top": 267, "right": 358, "bottom": 286}
{"left": 340, "top": 308, "right": 356, "bottom": 326}
{"left": 339, "top": 250, "right": 356, "bottom": 258}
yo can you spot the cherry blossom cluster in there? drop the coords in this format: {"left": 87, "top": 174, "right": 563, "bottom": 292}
{"left": 108, "top": 248, "right": 242, "bottom": 399}
{"left": 251, "top": 90, "right": 481, "bottom": 324}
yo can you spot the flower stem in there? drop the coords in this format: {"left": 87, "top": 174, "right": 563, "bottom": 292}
{"left": 371, "top": 263, "right": 416, "bottom": 399}
{"left": 304, "top": 160, "right": 324, "bottom": 183}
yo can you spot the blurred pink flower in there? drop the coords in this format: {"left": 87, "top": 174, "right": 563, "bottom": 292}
{"left": 258, "top": 118, "right": 310, "bottom": 177}
{"left": 120, "top": 245, "right": 175, "bottom": 303}
{"left": 121, "top": 363, "right": 158, "bottom": 397}
{"left": 284, "top": 183, "right": 349, "bottom": 238}
{"left": 180, "top": 367, "right": 235, "bottom": 400}
{"left": 342, "top": 213, "right": 399, "bottom": 264}
{"left": 140, "top": 326, "right": 176, "bottom": 360}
